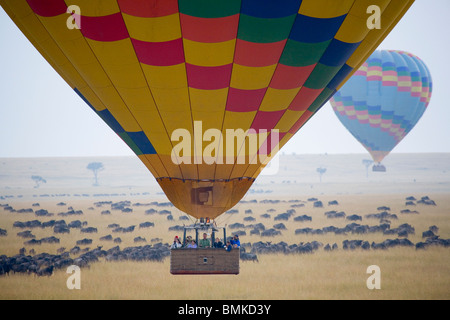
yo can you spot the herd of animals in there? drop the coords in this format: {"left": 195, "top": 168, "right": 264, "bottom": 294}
{"left": 0, "top": 195, "right": 448, "bottom": 276}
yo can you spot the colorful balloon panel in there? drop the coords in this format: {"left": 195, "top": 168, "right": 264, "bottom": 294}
{"left": 1, "top": 0, "right": 414, "bottom": 218}
{"left": 330, "top": 50, "right": 432, "bottom": 163}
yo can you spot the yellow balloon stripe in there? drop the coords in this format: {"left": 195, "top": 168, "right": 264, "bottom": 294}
{"left": 141, "top": 63, "right": 188, "bottom": 89}
{"left": 298, "top": 0, "right": 354, "bottom": 18}
{"left": 183, "top": 38, "right": 236, "bottom": 67}
{"left": 259, "top": 87, "right": 300, "bottom": 112}
{"left": 275, "top": 110, "right": 305, "bottom": 132}
{"left": 230, "top": 64, "right": 277, "bottom": 90}
{"left": 66, "top": 0, "right": 120, "bottom": 17}
{"left": 123, "top": 12, "right": 182, "bottom": 42}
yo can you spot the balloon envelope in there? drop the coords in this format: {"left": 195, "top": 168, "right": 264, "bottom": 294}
{"left": 330, "top": 50, "right": 432, "bottom": 163}
{"left": 1, "top": 0, "right": 414, "bottom": 218}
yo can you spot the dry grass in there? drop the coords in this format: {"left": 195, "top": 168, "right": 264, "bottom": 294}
{"left": 1, "top": 193, "right": 449, "bottom": 300}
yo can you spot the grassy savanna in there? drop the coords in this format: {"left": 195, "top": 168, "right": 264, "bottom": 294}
{"left": 1, "top": 193, "right": 449, "bottom": 299}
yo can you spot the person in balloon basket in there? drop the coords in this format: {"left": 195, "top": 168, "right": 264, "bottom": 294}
{"left": 225, "top": 240, "right": 233, "bottom": 252}
{"left": 230, "top": 235, "right": 240, "bottom": 248}
{"left": 170, "top": 236, "right": 182, "bottom": 249}
{"left": 213, "top": 237, "right": 224, "bottom": 249}
{"left": 182, "top": 235, "right": 192, "bottom": 248}
{"left": 198, "top": 233, "right": 211, "bottom": 248}
{"left": 187, "top": 240, "right": 197, "bottom": 248}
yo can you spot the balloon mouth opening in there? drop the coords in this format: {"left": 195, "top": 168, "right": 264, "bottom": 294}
{"left": 156, "top": 177, "right": 255, "bottom": 219}
{"left": 368, "top": 150, "right": 390, "bottom": 164}
{"left": 156, "top": 177, "right": 254, "bottom": 183}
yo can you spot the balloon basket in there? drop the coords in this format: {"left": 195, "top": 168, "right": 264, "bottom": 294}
{"left": 170, "top": 248, "right": 239, "bottom": 275}
{"left": 170, "top": 224, "right": 239, "bottom": 275}
{"left": 372, "top": 164, "right": 386, "bottom": 172}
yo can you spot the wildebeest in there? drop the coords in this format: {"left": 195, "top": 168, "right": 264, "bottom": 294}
{"left": 240, "top": 252, "right": 258, "bottom": 262}
{"left": 313, "top": 201, "right": 323, "bottom": 208}
{"left": 422, "top": 230, "right": 435, "bottom": 238}
{"left": 54, "top": 225, "right": 70, "bottom": 234}
{"left": 400, "top": 209, "right": 419, "bottom": 214}
{"left": 17, "top": 230, "right": 35, "bottom": 239}
{"left": 13, "top": 220, "right": 42, "bottom": 229}
{"left": 429, "top": 225, "right": 439, "bottom": 233}
{"left": 324, "top": 211, "right": 346, "bottom": 219}
{"left": 273, "top": 223, "right": 287, "bottom": 230}
{"left": 81, "top": 227, "right": 98, "bottom": 233}
{"left": 251, "top": 223, "right": 266, "bottom": 231}
{"left": 324, "top": 243, "right": 338, "bottom": 251}
{"left": 168, "top": 225, "right": 184, "bottom": 231}
{"left": 417, "top": 196, "right": 436, "bottom": 206}
{"left": 77, "top": 238, "right": 93, "bottom": 245}
{"left": 139, "top": 222, "right": 154, "bottom": 228}
{"left": 24, "top": 239, "right": 42, "bottom": 246}
{"left": 261, "top": 228, "right": 281, "bottom": 237}
{"left": 41, "top": 236, "right": 60, "bottom": 244}
{"left": 145, "top": 208, "right": 157, "bottom": 214}
{"left": 68, "top": 220, "right": 84, "bottom": 228}
{"left": 416, "top": 237, "right": 450, "bottom": 250}
{"left": 365, "top": 211, "right": 397, "bottom": 220}
{"left": 229, "top": 222, "right": 245, "bottom": 229}
{"left": 293, "top": 215, "right": 312, "bottom": 222}
{"left": 383, "top": 223, "right": 415, "bottom": 236}
{"left": 134, "top": 236, "right": 147, "bottom": 243}
{"left": 113, "top": 225, "right": 135, "bottom": 233}
{"left": 346, "top": 214, "right": 362, "bottom": 221}
{"left": 274, "top": 212, "right": 291, "bottom": 221}
{"left": 100, "top": 235, "right": 113, "bottom": 241}
{"left": 295, "top": 227, "right": 312, "bottom": 235}
{"left": 35, "top": 209, "right": 53, "bottom": 217}
{"left": 70, "top": 246, "right": 81, "bottom": 255}
{"left": 343, "top": 240, "right": 370, "bottom": 250}
{"left": 37, "top": 265, "right": 54, "bottom": 277}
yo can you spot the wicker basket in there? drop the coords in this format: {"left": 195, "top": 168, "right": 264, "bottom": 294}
{"left": 170, "top": 248, "right": 240, "bottom": 275}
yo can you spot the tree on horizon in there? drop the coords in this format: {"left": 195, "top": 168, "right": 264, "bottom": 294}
{"left": 87, "top": 162, "right": 104, "bottom": 186}
{"left": 316, "top": 167, "right": 327, "bottom": 183}
{"left": 31, "top": 175, "right": 46, "bottom": 188}
{"left": 362, "top": 159, "right": 374, "bottom": 178}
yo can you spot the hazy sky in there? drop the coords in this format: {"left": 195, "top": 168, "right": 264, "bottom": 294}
{"left": 0, "top": 0, "right": 448, "bottom": 158}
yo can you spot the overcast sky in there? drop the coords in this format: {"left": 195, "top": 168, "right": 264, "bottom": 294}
{"left": 0, "top": 0, "right": 448, "bottom": 158}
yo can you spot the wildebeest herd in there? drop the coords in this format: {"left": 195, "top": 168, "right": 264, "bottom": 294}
{"left": 1, "top": 195, "right": 449, "bottom": 276}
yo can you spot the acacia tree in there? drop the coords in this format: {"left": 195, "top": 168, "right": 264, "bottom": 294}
{"left": 87, "top": 162, "right": 104, "bottom": 186}
{"left": 362, "top": 159, "right": 374, "bottom": 178}
{"left": 316, "top": 167, "right": 327, "bottom": 183}
{"left": 31, "top": 175, "right": 46, "bottom": 188}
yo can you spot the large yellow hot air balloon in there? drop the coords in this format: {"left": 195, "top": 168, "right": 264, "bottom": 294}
{"left": 1, "top": 0, "right": 414, "bottom": 221}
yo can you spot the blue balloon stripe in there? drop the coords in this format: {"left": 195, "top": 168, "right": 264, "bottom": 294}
{"left": 241, "top": 0, "right": 302, "bottom": 18}
{"left": 320, "top": 39, "right": 361, "bottom": 67}
{"left": 127, "top": 131, "right": 157, "bottom": 155}
{"left": 289, "top": 14, "right": 346, "bottom": 43}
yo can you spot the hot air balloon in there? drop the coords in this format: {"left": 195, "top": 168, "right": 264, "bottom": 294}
{"left": 330, "top": 50, "right": 432, "bottom": 172}
{"left": 1, "top": 0, "right": 413, "bottom": 274}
